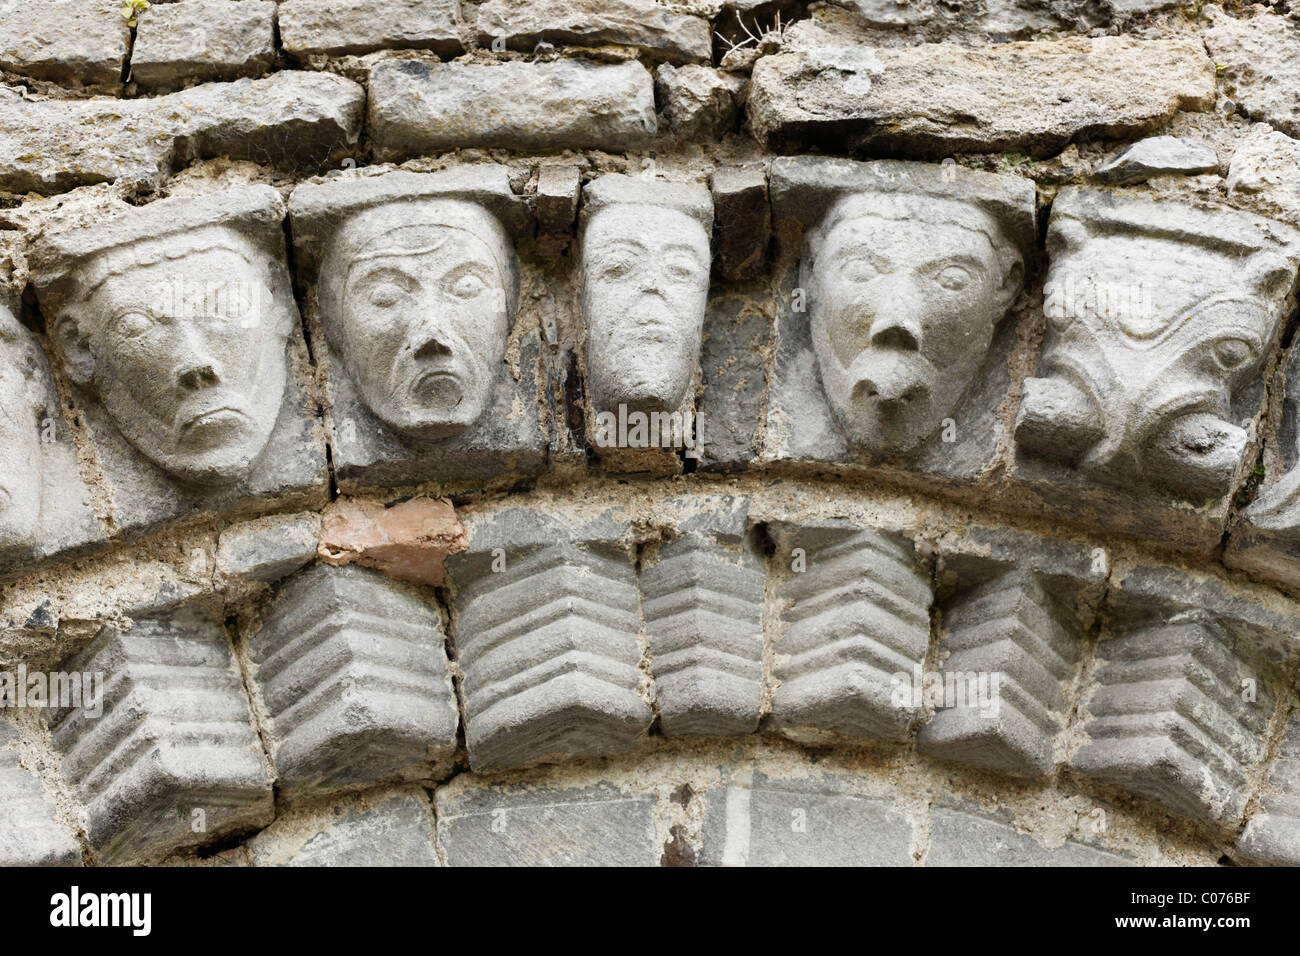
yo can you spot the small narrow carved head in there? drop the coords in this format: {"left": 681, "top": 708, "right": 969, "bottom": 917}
{"left": 318, "top": 199, "right": 518, "bottom": 441}
{"left": 47, "top": 225, "right": 294, "bottom": 487}
{"left": 0, "top": 301, "right": 44, "bottom": 548}
{"left": 580, "top": 176, "right": 713, "bottom": 416}
{"left": 802, "top": 192, "right": 1025, "bottom": 455}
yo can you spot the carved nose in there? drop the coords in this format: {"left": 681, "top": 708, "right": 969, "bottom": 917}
{"left": 414, "top": 335, "right": 453, "bottom": 362}
{"left": 177, "top": 364, "right": 219, "bottom": 390}
{"left": 869, "top": 316, "right": 920, "bottom": 352}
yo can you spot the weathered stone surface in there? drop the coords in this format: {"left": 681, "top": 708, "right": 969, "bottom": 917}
{"left": 50, "top": 613, "right": 274, "bottom": 864}
{"left": 446, "top": 508, "right": 653, "bottom": 771}
{"left": 710, "top": 164, "right": 769, "bottom": 282}
{"left": 1236, "top": 716, "right": 1300, "bottom": 865}
{"left": 1205, "top": 11, "right": 1300, "bottom": 139}
{"left": 655, "top": 64, "right": 745, "bottom": 141}
{"left": 765, "top": 157, "right": 1032, "bottom": 478}
{"left": 216, "top": 513, "right": 321, "bottom": 585}
{"left": 436, "top": 780, "right": 658, "bottom": 866}
{"left": 279, "top": 0, "right": 462, "bottom": 59}
{"left": 927, "top": 802, "right": 1131, "bottom": 866}
{"left": 30, "top": 186, "right": 330, "bottom": 540}
{"left": 536, "top": 165, "right": 582, "bottom": 235}
{"left": 1227, "top": 124, "right": 1300, "bottom": 227}
{"left": 1073, "top": 611, "right": 1275, "bottom": 827}
{"left": 747, "top": 37, "right": 1215, "bottom": 155}
{"left": 699, "top": 771, "right": 915, "bottom": 866}
{"left": 1016, "top": 189, "right": 1299, "bottom": 513}
{"left": 0, "top": 71, "right": 363, "bottom": 194}
{"left": 769, "top": 521, "right": 932, "bottom": 743}
{"left": 1095, "top": 135, "right": 1219, "bottom": 185}
{"left": 694, "top": 281, "right": 769, "bottom": 471}
{"left": 642, "top": 496, "right": 764, "bottom": 737}
{"left": 581, "top": 175, "right": 712, "bottom": 473}
{"left": 132, "top": 0, "right": 276, "bottom": 92}
{"left": 476, "top": 0, "right": 711, "bottom": 63}
{"left": 845, "top": 0, "right": 935, "bottom": 27}
{"left": 246, "top": 564, "right": 459, "bottom": 797}
{"left": 289, "top": 166, "right": 546, "bottom": 491}
{"left": 0, "top": 721, "right": 81, "bottom": 866}
{"left": 318, "top": 497, "right": 468, "bottom": 588}
{"left": 369, "top": 59, "right": 656, "bottom": 160}
{"left": 0, "top": 300, "right": 105, "bottom": 574}
{"left": 0, "top": 0, "right": 128, "bottom": 88}
{"left": 917, "top": 569, "right": 1082, "bottom": 778}
{"left": 249, "top": 789, "right": 439, "bottom": 867}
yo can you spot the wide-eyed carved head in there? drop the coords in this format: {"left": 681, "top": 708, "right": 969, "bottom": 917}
{"left": 318, "top": 199, "right": 518, "bottom": 440}
{"left": 580, "top": 178, "right": 712, "bottom": 416}
{"left": 48, "top": 225, "right": 294, "bottom": 486}
{"left": 0, "top": 302, "right": 44, "bottom": 548}
{"left": 803, "top": 192, "right": 1025, "bottom": 455}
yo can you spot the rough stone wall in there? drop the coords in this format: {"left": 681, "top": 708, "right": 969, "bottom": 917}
{"left": 0, "top": 0, "right": 1298, "bottom": 867}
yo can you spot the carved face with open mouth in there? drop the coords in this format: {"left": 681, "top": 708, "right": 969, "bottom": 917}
{"left": 321, "top": 199, "right": 517, "bottom": 440}
{"left": 805, "top": 193, "right": 1023, "bottom": 455}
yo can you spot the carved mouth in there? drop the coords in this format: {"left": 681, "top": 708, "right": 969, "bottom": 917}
{"left": 178, "top": 407, "right": 249, "bottom": 447}
{"left": 410, "top": 369, "right": 463, "bottom": 407}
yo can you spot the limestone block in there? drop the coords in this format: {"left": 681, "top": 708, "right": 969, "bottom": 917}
{"left": 1236, "top": 716, "right": 1300, "bottom": 865}
{"left": 246, "top": 564, "right": 459, "bottom": 797}
{"left": 655, "top": 64, "right": 745, "bottom": 141}
{"left": 1094, "top": 135, "right": 1219, "bottom": 185}
{"left": 1205, "top": 11, "right": 1300, "bottom": 139}
{"left": 249, "top": 788, "right": 439, "bottom": 867}
{"left": 49, "top": 613, "right": 274, "bottom": 864}
{"left": 0, "top": 71, "right": 364, "bottom": 194}
{"left": 917, "top": 569, "right": 1083, "bottom": 778}
{"left": 279, "top": 0, "right": 462, "bottom": 59}
{"left": 368, "top": 59, "right": 656, "bottom": 160}
{"left": 216, "top": 513, "right": 321, "bottom": 585}
{"left": 0, "top": 0, "right": 128, "bottom": 88}
{"left": 132, "top": 0, "right": 276, "bottom": 92}
{"left": 29, "top": 186, "right": 329, "bottom": 541}
{"left": 1013, "top": 188, "right": 1300, "bottom": 544}
{"left": 288, "top": 166, "right": 545, "bottom": 491}
{"left": 475, "top": 0, "right": 711, "bottom": 63}
{"left": 769, "top": 521, "right": 933, "bottom": 743}
{"left": 535, "top": 165, "right": 581, "bottom": 236}
{"left": 580, "top": 175, "right": 713, "bottom": 473}
{"left": 710, "top": 164, "right": 769, "bottom": 282}
{"left": 317, "top": 497, "right": 467, "bottom": 589}
{"left": 764, "top": 157, "right": 1034, "bottom": 482}
{"left": 1073, "top": 611, "right": 1275, "bottom": 827}
{"left": 0, "top": 721, "right": 81, "bottom": 866}
{"left": 694, "top": 279, "right": 769, "bottom": 471}
{"left": 445, "top": 508, "right": 653, "bottom": 771}
{"left": 698, "top": 771, "right": 915, "bottom": 866}
{"left": 926, "top": 802, "right": 1131, "bottom": 866}
{"left": 0, "top": 299, "right": 105, "bottom": 576}
{"left": 641, "top": 496, "right": 764, "bottom": 737}
{"left": 747, "top": 36, "right": 1215, "bottom": 155}
{"left": 1226, "top": 124, "right": 1300, "bottom": 227}
{"left": 436, "top": 780, "right": 658, "bottom": 866}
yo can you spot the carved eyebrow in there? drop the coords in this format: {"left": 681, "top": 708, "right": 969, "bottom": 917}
{"left": 662, "top": 243, "right": 708, "bottom": 269}
{"left": 919, "top": 254, "right": 988, "bottom": 272}
{"left": 598, "top": 238, "right": 648, "bottom": 256}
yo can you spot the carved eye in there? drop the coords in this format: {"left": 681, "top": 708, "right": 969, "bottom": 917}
{"left": 368, "top": 283, "right": 406, "bottom": 308}
{"left": 663, "top": 254, "right": 698, "bottom": 281}
{"left": 1213, "top": 337, "right": 1255, "bottom": 371}
{"left": 114, "top": 312, "right": 153, "bottom": 339}
{"left": 447, "top": 272, "right": 488, "bottom": 299}
{"left": 840, "top": 258, "right": 881, "bottom": 283}
{"left": 934, "top": 265, "right": 973, "bottom": 291}
{"left": 600, "top": 257, "right": 635, "bottom": 281}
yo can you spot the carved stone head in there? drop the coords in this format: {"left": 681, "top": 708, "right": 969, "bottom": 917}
{"left": 1017, "top": 189, "right": 1300, "bottom": 500}
{"left": 0, "top": 301, "right": 44, "bottom": 549}
{"left": 802, "top": 191, "right": 1025, "bottom": 455}
{"left": 36, "top": 187, "right": 295, "bottom": 487}
{"left": 318, "top": 198, "right": 519, "bottom": 440}
{"left": 580, "top": 176, "right": 712, "bottom": 416}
